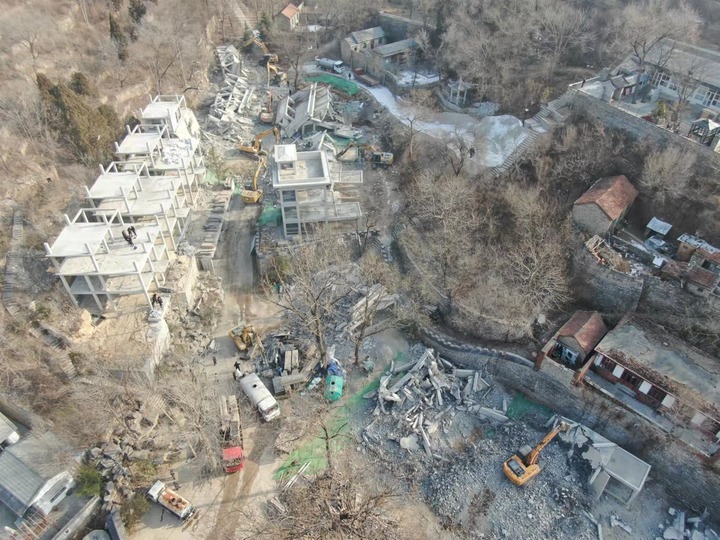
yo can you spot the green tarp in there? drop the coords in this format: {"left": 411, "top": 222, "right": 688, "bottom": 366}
{"left": 305, "top": 74, "right": 359, "bottom": 95}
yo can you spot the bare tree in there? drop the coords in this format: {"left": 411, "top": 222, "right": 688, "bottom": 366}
{"left": 610, "top": 0, "right": 698, "bottom": 103}
{"left": 348, "top": 255, "right": 418, "bottom": 364}
{"left": 535, "top": 0, "right": 590, "bottom": 78}
{"left": 403, "top": 171, "right": 480, "bottom": 315}
{"left": 263, "top": 236, "right": 353, "bottom": 368}
{"left": 269, "top": 27, "right": 315, "bottom": 91}
{"left": 134, "top": 24, "right": 181, "bottom": 94}
{"left": 641, "top": 144, "right": 696, "bottom": 197}
{"left": 2, "top": 11, "right": 48, "bottom": 74}
{"left": 666, "top": 57, "right": 706, "bottom": 132}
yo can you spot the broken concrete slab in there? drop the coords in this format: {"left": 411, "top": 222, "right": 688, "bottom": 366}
{"left": 477, "top": 407, "right": 509, "bottom": 423}
{"left": 400, "top": 434, "right": 420, "bottom": 452}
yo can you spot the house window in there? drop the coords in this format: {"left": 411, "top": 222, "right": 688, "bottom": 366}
{"left": 653, "top": 71, "right": 677, "bottom": 91}
{"left": 281, "top": 190, "right": 296, "bottom": 203}
{"left": 646, "top": 385, "right": 667, "bottom": 402}
{"left": 620, "top": 369, "right": 642, "bottom": 388}
{"left": 595, "top": 355, "right": 616, "bottom": 372}
{"left": 703, "top": 88, "right": 720, "bottom": 108}
{"left": 286, "top": 223, "right": 299, "bottom": 235}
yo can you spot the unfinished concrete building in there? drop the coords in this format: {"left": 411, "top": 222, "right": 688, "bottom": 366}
{"left": 137, "top": 94, "right": 201, "bottom": 139}
{"left": 272, "top": 144, "right": 363, "bottom": 237}
{"left": 45, "top": 209, "right": 170, "bottom": 312}
{"left": 85, "top": 162, "right": 193, "bottom": 250}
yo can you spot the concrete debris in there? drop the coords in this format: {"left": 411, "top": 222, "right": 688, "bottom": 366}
{"left": 661, "top": 506, "right": 714, "bottom": 540}
{"left": 399, "top": 434, "right": 420, "bottom": 452}
{"left": 610, "top": 514, "right": 632, "bottom": 534}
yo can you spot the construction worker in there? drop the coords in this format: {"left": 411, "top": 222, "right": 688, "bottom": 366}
{"left": 128, "top": 225, "right": 137, "bottom": 239}
{"left": 121, "top": 228, "right": 134, "bottom": 247}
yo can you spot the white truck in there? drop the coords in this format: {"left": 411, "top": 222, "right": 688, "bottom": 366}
{"left": 315, "top": 57, "right": 344, "bottom": 74}
{"left": 239, "top": 373, "right": 280, "bottom": 422}
{"left": 147, "top": 481, "right": 195, "bottom": 520}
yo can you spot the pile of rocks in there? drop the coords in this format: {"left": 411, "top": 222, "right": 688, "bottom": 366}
{"left": 86, "top": 396, "right": 164, "bottom": 512}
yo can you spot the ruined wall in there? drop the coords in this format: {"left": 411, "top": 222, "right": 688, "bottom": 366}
{"left": 421, "top": 328, "right": 720, "bottom": 518}
{"left": 572, "top": 247, "right": 643, "bottom": 313}
{"left": 570, "top": 91, "right": 720, "bottom": 166}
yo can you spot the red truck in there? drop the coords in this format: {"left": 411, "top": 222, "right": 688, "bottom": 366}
{"left": 219, "top": 395, "right": 245, "bottom": 473}
{"left": 353, "top": 68, "right": 379, "bottom": 87}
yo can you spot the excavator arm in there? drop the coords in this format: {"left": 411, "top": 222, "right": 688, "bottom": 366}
{"left": 526, "top": 421, "right": 569, "bottom": 465}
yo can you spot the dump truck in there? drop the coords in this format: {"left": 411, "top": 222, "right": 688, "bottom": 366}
{"left": 503, "top": 421, "right": 570, "bottom": 486}
{"left": 147, "top": 481, "right": 195, "bottom": 520}
{"left": 316, "top": 57, "right": 344, "bottom": 74}
{"left": 219, "top": 395, "right": 245, "bottom": 473}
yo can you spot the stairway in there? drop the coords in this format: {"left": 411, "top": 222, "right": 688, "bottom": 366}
{"left": 492, "top": 88, "right": 577, "bottom": 176}
{"left": 2, "top": 210, "right": 76, "bottom": 379}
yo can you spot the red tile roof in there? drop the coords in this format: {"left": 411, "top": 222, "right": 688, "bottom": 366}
{"left": 697, "top": 248, "right": 720, "bottom": 265}
{"left": 280, "top": 3, "right": 299, "bottom": 18}
{"left": 687, "top": 266, "right": 720, "bottom": 288}
{"left": 574, "top": 175, "right": 638, "bottom": 220}
{"left": 557, "top": 311, "right": 608, "bottom": 355}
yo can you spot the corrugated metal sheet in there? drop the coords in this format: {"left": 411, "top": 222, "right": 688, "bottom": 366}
{"left": 0, "top": 411, "right": 17, "bottom": 443}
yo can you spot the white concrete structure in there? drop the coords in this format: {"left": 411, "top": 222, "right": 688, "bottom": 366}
{"left": 272, "top": 144, "right": 363, "bottom": 237}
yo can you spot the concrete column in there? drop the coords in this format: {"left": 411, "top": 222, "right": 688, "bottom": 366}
{"left": 59, "top": 275, "right": 78, "bottom": 308}
{"left": 534, "top": 350, "right": 546, "bottom": 371}
{"left": 573, "top": 354, "right": 596, "bottom": 385}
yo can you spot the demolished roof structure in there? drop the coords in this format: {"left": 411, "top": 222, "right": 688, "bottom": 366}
{"left": 275, "top": 83, "right": 343, "bottom": 138}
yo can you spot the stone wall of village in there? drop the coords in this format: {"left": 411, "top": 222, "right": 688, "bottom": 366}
{"left": 570, "top": 91, "right": 720, "bottom": 166}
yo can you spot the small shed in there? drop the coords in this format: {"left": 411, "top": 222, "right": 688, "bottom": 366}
{"left": 572, "top": 175, "right": 638, "bottom": 236}
{"left": 587, "top": 443, "right": 651, "bottom": 505}
{"left": 552, "top": 311, "right": 608, "bottom": 366}
{"left": 644, "top": 217, "right": 672, "bottom": 239}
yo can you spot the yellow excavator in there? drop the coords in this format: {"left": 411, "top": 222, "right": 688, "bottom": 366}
{"left": 240, "top": 156, "right": 266, "bottom": 204}
{"left": 228, "top": 324, "right": 263, "bottom": 357}
{"left": 242, "top": 36, "right": 279, "bottom": 66}
{"left": 238, "top": 126, "right": 280, "bottom": 156}
{"left": 267, "top": 62, "right": 287, "bottom": 86}
{"left": 503, "top": 421, "right": 570, "bottom": 486}
{"left": 335, "top": 141, "right": 394, "bottom": 167}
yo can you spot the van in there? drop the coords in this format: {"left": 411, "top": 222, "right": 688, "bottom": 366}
{"left": 315, "top": 57, "right": 344, "bottom": 74}
{"left": 239, "top": 373, "right": 280, "bottom": 421}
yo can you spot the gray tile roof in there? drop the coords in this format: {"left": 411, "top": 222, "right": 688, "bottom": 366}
{"left": 348, "top": 26, "right": 385, "bottom": 45}
{"left": 0, "top": 433, "right": 68, "bottom": 517}
{"left": 0, "top": 412, "right": 17, "bottom": 443}
{"left": 373, "top": 38, "right": 418, "bottom": 57}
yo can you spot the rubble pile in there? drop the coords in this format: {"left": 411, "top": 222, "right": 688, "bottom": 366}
{"left": 86, "top": 395, "right": 164, "bottom": 512}
{"left": 362, "top": 348, "right": 503, "bottom": 459}
{"left": 166, "top": 273, "right": 224, "bottom": 357}
{"left": 661, "top": 507, "right": 717, "bottom": 540}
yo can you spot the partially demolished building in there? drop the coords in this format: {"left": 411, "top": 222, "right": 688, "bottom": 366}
{"left": 272, "top": 143, "right": 363, "bottom": 237}
{"left": 47, "top": 95, "right": 205, "bottom": 312}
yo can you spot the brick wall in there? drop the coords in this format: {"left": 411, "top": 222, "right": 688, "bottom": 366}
{"left": 421, "top": 327, "right": 720, "bottom": 518}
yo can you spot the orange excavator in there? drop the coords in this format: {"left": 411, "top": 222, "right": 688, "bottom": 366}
{"left": 238, "top": 126, "right": 280, "bottom": 156}
{"left": 503, "top": 421, "right": 570, "bottom": 486}
{"left": 240, "top": 156, "right": 266, "bottom": 204}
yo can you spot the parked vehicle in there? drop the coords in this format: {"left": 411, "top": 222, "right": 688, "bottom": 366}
{"left": 315, "top": 57, "right": 344, "bottom": 74}
{"left": 219, "top": 395, "right": 245, "bottom": 473}
{"left": 147, "top": 481, "right": 195, "bottom": 520}
{"left": 239, "top": 373, "right": 280, "bottom": 422}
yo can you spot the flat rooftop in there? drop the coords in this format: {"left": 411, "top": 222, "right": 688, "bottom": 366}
{"left": 58, "top": 226, "right": 162, "bottom": 276}
{"left": 47, "top": 221, "right": 147, "bottom": 258}
{"left": 374, "top": 38, "right": 417, "bottom": 57}
{"left": 595, "top": 316, "right": 720, "bottom": 404}
{"left": 87, "top": 171, "right": 142, "bottom": 200}
{"left": 116, "top": 132, "right": 162, "bottom": 156}
{"left": 141, "top": 101, "right": 181, "bottom": 121}
{"left": 95, "top": 189, "right": 188, "bottom": 218}
{"left": 273, "top": 150, "right": 329, "bottom": 188}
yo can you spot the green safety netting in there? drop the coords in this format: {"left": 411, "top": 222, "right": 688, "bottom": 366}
{"left": 258, "top": 207, "right": 282, "bottom": 226}
{"left": 305, "top": 74, "right": 359, "bottom": 95}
